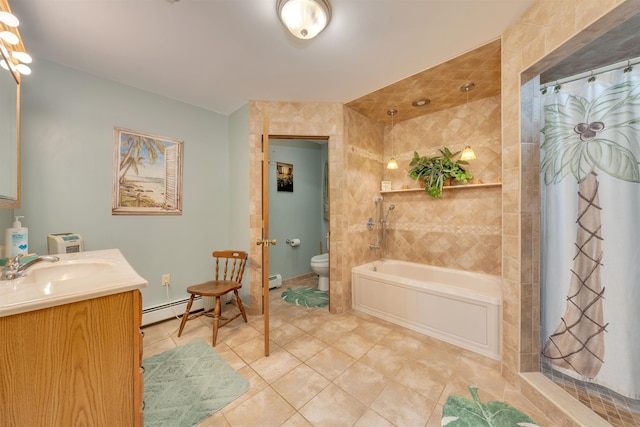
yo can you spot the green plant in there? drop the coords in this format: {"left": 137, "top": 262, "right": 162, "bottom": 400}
{"left": 408, "top": 147, "right": 472, "bottom": 198}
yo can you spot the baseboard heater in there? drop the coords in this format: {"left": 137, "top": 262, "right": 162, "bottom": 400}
{"left": 141, "top": 296, "right": 204, "bottom": 326}
{"left": 269, "top": 274, "right": 282, "bottom": 289}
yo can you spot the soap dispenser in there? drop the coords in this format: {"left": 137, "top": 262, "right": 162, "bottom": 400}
{"left": 5, "top": 216, "right": 28, "bottom": 257}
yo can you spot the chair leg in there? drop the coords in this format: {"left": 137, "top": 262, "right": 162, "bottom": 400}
{"left": 212, "top": 296, "right": 222, "bottom": 346}
{"left": 178, "top": 295, "right": 195, "bottom": 337}
{"left": 234, "top": 289, "right": 248, "bottom": 323}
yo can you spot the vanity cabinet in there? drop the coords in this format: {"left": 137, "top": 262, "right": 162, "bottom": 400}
{"left": 0, "top": 289, "right": 143, "bottom": 426}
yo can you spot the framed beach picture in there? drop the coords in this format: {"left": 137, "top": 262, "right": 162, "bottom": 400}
{"left": 112, "top": 127, "right": 183, "bottom": 215}
{"left": 276, "top": 162, "right": 293, "bottom": 192}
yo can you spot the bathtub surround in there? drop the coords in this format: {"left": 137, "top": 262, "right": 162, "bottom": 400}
{"left": 142, "top": 338, "right": 249, "bottom": 426}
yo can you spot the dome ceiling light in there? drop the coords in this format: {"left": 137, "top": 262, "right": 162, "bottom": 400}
{"left": 276, "top": 0, "right": 331, "bottom": 40}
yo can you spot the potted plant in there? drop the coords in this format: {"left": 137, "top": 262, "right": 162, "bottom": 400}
{"left": 408, "top": 147, "right": 473, "bottom": 198}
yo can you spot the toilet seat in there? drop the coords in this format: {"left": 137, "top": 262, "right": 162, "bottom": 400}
{"left": 311, "top": 253, "right": 328, "bottom": 265}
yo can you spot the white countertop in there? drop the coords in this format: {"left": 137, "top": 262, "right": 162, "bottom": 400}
{"left": 0, "top": 249, "right": 148, "bottom": 317}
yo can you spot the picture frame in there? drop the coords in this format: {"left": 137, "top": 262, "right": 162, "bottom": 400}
{"left": 276, "top": 162, "right": 293, "bottom": 192}
{"left": 112, "top": 127, "right": 183, "bottom": 215}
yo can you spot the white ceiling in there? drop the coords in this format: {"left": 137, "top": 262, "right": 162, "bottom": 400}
{"left": 11, "top": 0, "right": 534, "bottom": 116}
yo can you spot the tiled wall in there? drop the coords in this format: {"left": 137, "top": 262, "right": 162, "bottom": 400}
{"left": 381, "top": 95, "right": 503, "bottom": 275}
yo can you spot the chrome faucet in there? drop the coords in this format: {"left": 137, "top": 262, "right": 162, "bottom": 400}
{"left": 1, "top": 255, "right": 60, "bottom": 280}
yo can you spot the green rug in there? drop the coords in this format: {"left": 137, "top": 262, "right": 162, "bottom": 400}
{"left": 143, "top": 338, "right": 249, "bottom": 427}
{"left": 281, "top": 287, "right": 329, "bottom": 307}
{"left": 442, "top": 386, "right": 540, "bottom": 426}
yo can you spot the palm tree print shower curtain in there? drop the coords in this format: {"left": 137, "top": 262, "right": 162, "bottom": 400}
{"left": 540, "top": 65, "right": 640, "bottom": 399}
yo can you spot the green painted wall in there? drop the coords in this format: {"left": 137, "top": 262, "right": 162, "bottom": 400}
{"left": 11, "top": 58, "right": 243, "bottom": 311}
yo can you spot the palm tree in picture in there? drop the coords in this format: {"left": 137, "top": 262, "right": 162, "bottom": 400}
{"left": 119, "top": 133, "right": 165, "bottom": 184}
{"left": 540, "top": 79, "right": 640, "bottom": 378}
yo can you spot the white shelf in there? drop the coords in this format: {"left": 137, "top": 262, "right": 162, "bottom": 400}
{"left": 380, "top": 182, "right": 502, "bottom": 194}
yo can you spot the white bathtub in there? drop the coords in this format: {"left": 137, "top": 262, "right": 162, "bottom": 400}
{"left": 352, "top": 259, "right": 502, "bottom": 360}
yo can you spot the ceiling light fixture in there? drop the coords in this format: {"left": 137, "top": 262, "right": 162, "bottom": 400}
{"left": 276, "top": 0, "right": 332, "bottom": 40}
{"left": 386, "top": 109, "right": 398, "bottom": 170}
{"left": 412, "top": 98, "right": 431, "bottom": 108}
{"left": 0, "top": 7, "right": 31, "bottom": 77}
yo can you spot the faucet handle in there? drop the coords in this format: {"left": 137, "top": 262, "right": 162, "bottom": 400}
{"left": 7, "top": 254, "right": 23, "bottom": 267}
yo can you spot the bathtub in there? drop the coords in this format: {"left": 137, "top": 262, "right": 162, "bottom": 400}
{"left": 352, "top": 259, "right": 502, "bottom": 360}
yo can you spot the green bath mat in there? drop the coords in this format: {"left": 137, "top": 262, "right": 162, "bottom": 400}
{"left": 143, "top": 338, "right": 249, "bottom": 427}
{"left": 281, "top": 287, "right": 329, "bottom": 308}
{"left": 442, "top": 386, "right": 540, "bottom": 426}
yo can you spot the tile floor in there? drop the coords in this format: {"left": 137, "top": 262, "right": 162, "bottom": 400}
{"left": 142, "top": 275, "right": 555, "bottom": 426}
{"left": 542, "top": 361, "right": 640, "bottom": 427}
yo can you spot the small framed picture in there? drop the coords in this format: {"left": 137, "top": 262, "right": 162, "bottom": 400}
{"left": 381, "top": 181, "right": 391, "bottom": 191}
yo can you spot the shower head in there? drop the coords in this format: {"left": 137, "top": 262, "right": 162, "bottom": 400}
{"left": 382, "top": 204, "right": 395, "bottom": 222}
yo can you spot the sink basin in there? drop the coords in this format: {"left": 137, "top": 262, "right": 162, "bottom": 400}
{"left": 24, "top": 260, "right": 114, "bottom": 284}
{"left": 0, "top": 249, "right": 148, "bottom": 318}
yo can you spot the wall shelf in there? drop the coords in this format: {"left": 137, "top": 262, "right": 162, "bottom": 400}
{"left": 380, "top": 182, "right": 502, "bottom": 194}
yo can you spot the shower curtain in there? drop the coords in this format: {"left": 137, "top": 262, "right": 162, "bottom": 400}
{"left": 540, "top": 64, "right": 640, "bottom": 400}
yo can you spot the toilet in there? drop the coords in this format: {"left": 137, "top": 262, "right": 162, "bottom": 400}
{"left": 310, "top": 253, "right": 329, "bottom": 291}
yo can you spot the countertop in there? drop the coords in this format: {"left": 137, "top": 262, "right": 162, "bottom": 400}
{"left": 0, "top": 249, "right": 148, "bottom": 317}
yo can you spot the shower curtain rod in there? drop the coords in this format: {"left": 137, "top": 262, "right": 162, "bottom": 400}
{"left": 540, "top": 56, "right": 640, "bottom": 91}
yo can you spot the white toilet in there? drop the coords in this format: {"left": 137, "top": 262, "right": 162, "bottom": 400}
{"left": 310, "top": 253, "right": 329, "bottom": 291}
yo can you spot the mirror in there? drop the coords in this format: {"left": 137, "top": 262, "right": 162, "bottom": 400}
{"left": 0, "top": 30, "right": 20, "bottom": 207}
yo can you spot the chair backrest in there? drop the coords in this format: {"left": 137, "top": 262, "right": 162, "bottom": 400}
{"left": 212, "top": 250, "right": 248, "bottom": 283}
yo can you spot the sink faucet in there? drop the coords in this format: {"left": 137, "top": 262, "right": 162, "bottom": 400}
{"left": 1, "top": 255, "right": 60, "bottom": 280}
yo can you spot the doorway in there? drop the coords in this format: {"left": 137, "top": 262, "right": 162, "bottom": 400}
{"left": 267, "top": 137, "right": 329, "bottom": 286}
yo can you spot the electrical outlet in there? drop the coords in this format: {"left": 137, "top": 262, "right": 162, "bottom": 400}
{"left": 161, "top": 273, "right": 171, "bottom": 287}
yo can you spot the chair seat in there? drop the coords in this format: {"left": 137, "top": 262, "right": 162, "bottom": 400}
{"left": 187, "top": 280, "right": 242, "bottom": 297}
{"left": 177, "top": 250, "right": 249, "bottom": 346}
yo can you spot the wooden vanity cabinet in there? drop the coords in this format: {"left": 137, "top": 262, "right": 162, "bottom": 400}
{"left": 0, "top": 290, "right": 143, "bottom": 426}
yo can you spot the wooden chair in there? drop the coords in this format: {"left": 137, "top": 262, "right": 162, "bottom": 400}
{"left": 177, "top": 250, "right": 248, "bottom": 346}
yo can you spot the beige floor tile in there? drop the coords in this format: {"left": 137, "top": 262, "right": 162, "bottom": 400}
{"left": 280, "top": 413, "right": 313, "bottom": 427}
{"left": 394, "top": 359, "right": 447, "bottom": 402}
{"left": 305, "top": 346, "right": 355, "bottom": 381}
{"left": 270, "top": 322, "right": 307, "bottom": 347}
{"left": 283, "top": 334, "right": 327, "bottom": 361}
{"left": 353, "top": 409, "right": 394, "bottom": 427}
{"left": 370, "top": 380, "right": 437, "bottom": 427}
{"left": 349, "top": 321, "right": 393, "bottom": 343}
{"left": 250, "top": 347, "right": 302, "bottom": 384}
{"left": 224, "top": 386, "right": 296, "bottom": 427}
{"left": 333, "top": 361, "right": 387, "bottom": 406}
{"left": 331, "top": 331, "right": 376, "bottom": 359}
{"left": 378, "top": 329, "right": 424, "bottom": 354}
{"left": 272, "top": 364, "right": 330, "bottom": 410}
{"left": 358, "top": 343, "right": 408, "bottom": 378}
{"left": 233, "top": 336, "right": 271, "bottom": 364}
{"left": 299, "top": 384, "right": 367, "bottom": 427}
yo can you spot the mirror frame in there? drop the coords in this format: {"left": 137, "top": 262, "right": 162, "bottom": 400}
{"left": 0, "top": 41, "right": 20, "bottom": 208}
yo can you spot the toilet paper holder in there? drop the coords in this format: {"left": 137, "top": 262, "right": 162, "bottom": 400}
{"left": 286, "top": 238, "right": 301, "bottom": 247}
